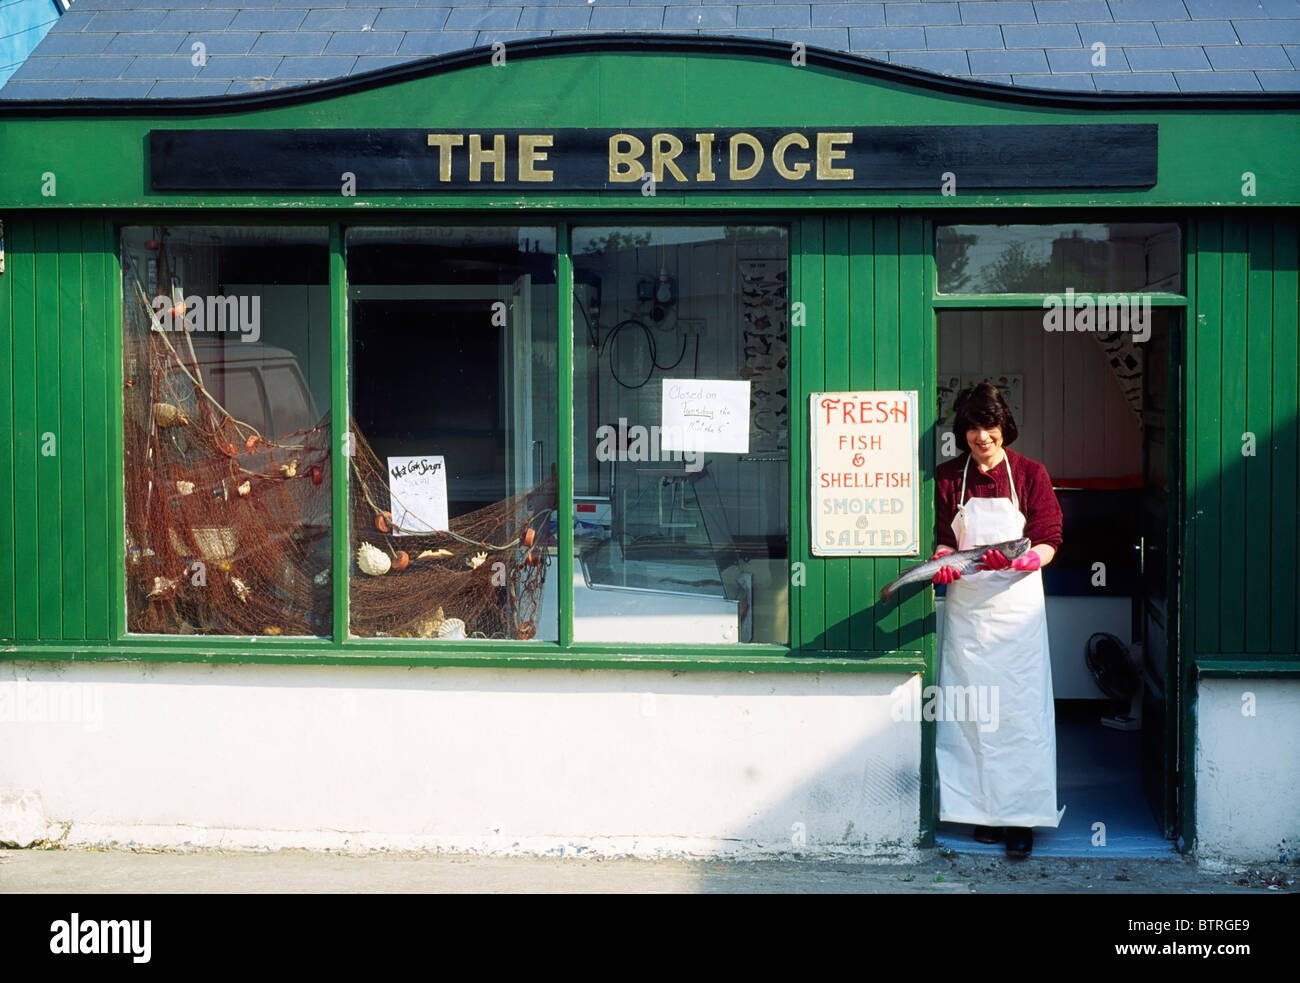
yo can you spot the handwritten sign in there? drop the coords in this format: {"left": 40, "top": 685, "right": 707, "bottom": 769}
{"left": 810, "top": 391, "right": 919, "bottom": 557}
{"left": 387, "top": 455, "right": 449, "bottom": 535}
{"left": 660, "top": 379, "right": 750, "bottom": 455}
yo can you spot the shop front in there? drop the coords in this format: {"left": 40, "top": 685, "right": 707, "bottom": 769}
{"left": 0, "top": 38, "right": 1297, "bottom": 861}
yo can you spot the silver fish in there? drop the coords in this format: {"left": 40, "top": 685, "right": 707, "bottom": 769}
{"left": 878, "top": 538, "right": 1032, "bottom": 603}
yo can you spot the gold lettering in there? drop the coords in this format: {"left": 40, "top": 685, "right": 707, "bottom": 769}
{"left": 518, "top": 134, "right": 554, "bottom": 182}
{"left": 816, "top": 132, "right": 854, "bottom": 181}
{"left": 652, "top": 133, "right": 688, "bottom": 183}
{"left": 426, "top": 134, "right": 465, "bottom": 182}
{"left": 608, "top": 134, "right": 645, "bottom": 183}
{"left": 468, "top": 133, "right": 506, "bottom": 183}
{"left": 695, "top": 132, "right": 716, "bottom": 182}
{"left": 729, "top": 132, "right": 764, "bottom": 181}
{"left": 772, "top": 132, "right": 810, "bottom": 180}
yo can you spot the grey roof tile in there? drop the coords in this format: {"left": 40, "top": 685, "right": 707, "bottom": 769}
{"left": 588, "top": 7, "right": 666, "bottom": 29}
{"left": 0, "top": 79, "right": 81, "bottom": 99}
{"left": 925, "top": 24, "right": 1005, "bottom": 46}
{"left": 104, "top": 32, "right": 190, "bottom": 55}
{"left": 72, "top": 80, "right": 160, "bottom": 99}
{"left": 848, "top": 24, "right": 928, "bottom": 46}
{"left": 182, "top": 32, "right": 258, "bottom": 56}
{"left": 474, "top": 29, "right": 552, "bottom": 44}
{"left": 445, "top": 6, "right": 522, "bottom": 30}
{"left": 959, "top": 2, "right": 1036, "bottom": 24}
{"left": 372, "top": 9, "right": 453, "bottom": 30}
{"left": 971, "top": 73, "right": 1015, "bottom": 82}
{"left": 814, "top": 4, "right": 887, "bottom": 27}
{"left": 15, "top": 54, "right": 134, "bottom": 80}
{"left": 1175, "top": 68, "right": 1261, "bottom": 87}
{"left": 1011, "top": 71, "right": 1098, "bottom": 88}
{"left": 40, "top": 10, "right": 97, "bottom": 32}
{"left": 396, "top": 30, "right": 479, "bottom": 54}
{"left": 323, "top": 30, "right": 404, "bottom": 53}
{"left": 1256, "top": 68, "right": 1300, "bottom": 86}
{"left": 1108, "top": 0, "right": 1192, "bottom": 21}
{"left": 738, "top": 5, "right": 813, "bottom": 28}
{"left": 352, "top": 54, "right": 415, "bottom": 71}
{"left": 85, "top": 10, "right": 169, "bottom": 32}
{"left": 888, "top": 48, "right": 972, "bottom": 73}
{"left": 249, "top": 32, "right": 332, "bottom": 54}
{"left": 698, "top": 28, "right": 777, "bottom": 39}
{"left": 299, "top": 9, "right": 385, "bottom": 30}
{"left": 1287, "top": 41, "right": 1300, "bottom": 66}
{"left": 1078, "top": 21, "right": 1162, "bottom": 43}
{"left": 156, "top": 9, "right": 242, "bottom": 32}
{"left": 1204, "top": 42, "right": 1294, "bottom": 66}
{"left": 195, "top": 54, "right": 286, "bottom": 78}
{"left": 1152, "top": 18, "right": 1240, "bottom": 42}
{"left": 1003, "top": 23, "right": 1083, "bottom": 45}
{"left": 772, "top": 27, "right": 853, "bottom": 46}
{"left": 147, "top": 79, "right": 236, "bottom": 97}
{"left": 1094, "top": 69, "right": 1181, "bottom": 87}
{"left": 122, "top": 55, "right": 204, "bottom": 78}
{"left": 26, "top": 32, "right": 114, "bottom": 56}
{"left": 1045, "top": 44, "right": 1132, "bottom": 68}
{"left": 664, "top": 6, "right": 739, "bottom": 29}
{"left": 968, "top": 46, "right": 1050, "bottom": 71}
{"left": 276, "top": 54, "right": 360, "bottom": 77}
{"left": 227, "top": 10, "right": 307, "bottom": 31}
{"left": 1186, "top": 0, "right": 1296, "bottom": 16}
{"left": 516, "top": 6, "right": 590, "bottom": 29}
{"left": 1123, "top": 42, "right": 1213, "bottom": 66}
{"left": 885, "top": 3, "right": 961, "bottom": 25}
{"left": 1234, "top": 18, "right": 1300, "bottom": 40}
{"left": 1032, "top": 1, "right": 1113, "bottom": 21}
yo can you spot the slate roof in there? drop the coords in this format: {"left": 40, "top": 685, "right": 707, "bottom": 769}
{"left": 3, "top": 0, "right": 1300, "bottom": 100}
{"left": 1, "top": 0, "right": 64, "bottom": 86}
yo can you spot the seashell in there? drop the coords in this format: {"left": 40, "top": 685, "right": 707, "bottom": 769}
{"left": 263, "top": 626, "right": 282, "bottom": 636}
{"left": 148, "top": 575, "right": 178, "bottom": 598}
{"left": 175, "top": 480, "right": 195, "bottom": 496}
{"left": 417, "top": 549, "right": 452, "bottom": 560}
{"left": 245, "top": 434, "right": 261, "bottom": 453}
{"left": 436, "top": 618, "right": 466, "bottom": 640}
{"left": 356, "top": 541, "right": 391, "bottom": 576}
{"left": 231, "top": 577, "right": 250, "bottom": 603}
{"left": 153, "top": 402, "right": 184, "bottom": 427}
{"left": 468, "top": 551, "right": 487, "bottom": 569}
{"left": 415, "top": 606, "right": 446, "bottom": 638}
{"left": 280, "top": 459, "right": 298, "bottom": 478}
{"left": 237, "top": 481, "right": 252, "bottom": 497}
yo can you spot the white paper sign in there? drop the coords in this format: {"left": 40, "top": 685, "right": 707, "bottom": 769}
{"left": 810, "top": 391, "right": 919, "bottom": 556}
{"left": 660, "top": 379, "right": 750, "bottom": 455}
{"left": 387, "top": 455, "right": 449, "bottom": 535}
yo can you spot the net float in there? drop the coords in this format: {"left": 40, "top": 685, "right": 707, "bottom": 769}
{"left": 375, "top": 511, "right": 391, "bottom": 533}
{"left": 392, "top": 550, "right": 410, "bottom": 571}
{"left": 523, "top": 527, "right": 535, "bottom": 548}
{"left": 311, "top": 465, "right": 323, "bottom": 485}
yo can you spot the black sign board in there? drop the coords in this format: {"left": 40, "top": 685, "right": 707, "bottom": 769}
{"left": 149, "top": 125, "right": 1157, "bottom": 192}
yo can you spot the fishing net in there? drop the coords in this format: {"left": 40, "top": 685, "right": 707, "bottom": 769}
{"left": 122, "top": 245, "right": 555, "bottom": 640}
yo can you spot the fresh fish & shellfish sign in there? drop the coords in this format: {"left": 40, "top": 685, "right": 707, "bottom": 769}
{"left": 810, "top": 391, "right": 919, "bottom": 557}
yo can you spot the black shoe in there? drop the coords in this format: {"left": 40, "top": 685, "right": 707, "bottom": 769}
{"left": 1005, "top": 827, "right": 1033, "bottom": 858}
{"left": 972, "top": 825, "right": 1003, "bottom": 844}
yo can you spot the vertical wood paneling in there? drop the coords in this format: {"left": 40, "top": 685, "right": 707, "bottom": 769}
{"left": 870, "top": 217, "right": 901, "bottom": 653}
{"left": 1271, "top": 222, "right": 1299, "bottom": 654}
{"left": 896, "top": 213, "right": 928, "bottom": 651}
{"left": 847, "top": 216, "right": 877, "bottom": 651}
{"left": 35, "top": 221, "right": 62, "bottom": 640}
{"left": 58, "top": 218, "right": 87, "bottom": 640}
{"left": 1244, "top": 219, "right": 1273, "bottom": 654}
{"left": 823, "top": 216, "right": 852, "bottom": 651}
{"left": 0, "top": 218, "right": 12, "bottom": 639}
{"left": 1217, "top": 220, "right": 1249, "bottom": 653}
{"left": 11, "top": 220, "right": 38, "bottom": 640}
{"left": 81, "top": 218, "right": 112, "bottom": 640}
{"left": 796, "top": 217, "right": 826, "bottom": 650}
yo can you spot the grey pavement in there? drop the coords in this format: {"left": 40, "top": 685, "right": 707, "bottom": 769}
{"left": 0, "top": 846, "right": 1294, "bottom": 893}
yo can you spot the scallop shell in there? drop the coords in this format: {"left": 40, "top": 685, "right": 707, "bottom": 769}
{"left": 356, "top": 542, "right": 391, "bottom": 576}
{"left": 468, "top": 551, "right": 488, "bottom": 569}
{"left": 436, "top": 618, "right": 466, "bottom": 639}
{"left": 175, "top": 480, "right": 195, "bottom": 496}
{"left": 153, "top": 402, "right": 184, "bottom": 427}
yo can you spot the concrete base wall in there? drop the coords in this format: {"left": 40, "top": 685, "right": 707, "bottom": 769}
{"left": 1195, "top": 677, "right": 1300, "bottom": 865}
{"left": 0, "top": 662, "right": 922, "bottom": 859}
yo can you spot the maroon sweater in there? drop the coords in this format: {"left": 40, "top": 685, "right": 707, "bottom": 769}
{"left": 934, "top": 447, "right": 1064, "bottom": 552}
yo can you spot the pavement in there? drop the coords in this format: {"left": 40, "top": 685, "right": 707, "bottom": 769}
{"left": 0, "top": 845, "right": 1294, "bottom": 893}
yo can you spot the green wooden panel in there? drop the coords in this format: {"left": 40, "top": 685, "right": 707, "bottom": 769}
{"left": 1192, "top": 219, "right": 1223, "bottom": 654}
{"left": 1244, "top": 218, "right": 1272, "bottom": 654}
{"left": 34, "top": 220, "right": 62, "bottom": 640}
{"left": 80, "top": 218, "right": 112, "bottom": 640}
{"left": 847, "top": 216, "right": 877, "bottom": 652}
{"left": 0, "top": 219, "right": 13, "bottom": 639}
{"left": 796, "top": 216, "right": 826, "bottom": 650}
{"left": 1273, "top": 221, "right": 1299, "bottom": 654}
{"left": 10, "top": 219, "right": 38, "bottom": 640}
{"left": 58, "top": 217, "right": 86, "bottom": 640}
{"left": 824, "top": 216, "right": 852, "bottom": 651}
{"left": 787, "top": 220, "right": 802, "bottom": 651}
{"left": 1217, "top": 219, "right": 1249, "bottom": 654}
{"left": 896, "top": 214, "right": 929, "bottom": 654}
{"left": 870, "top": 217, "right": 901, "bottom": 654}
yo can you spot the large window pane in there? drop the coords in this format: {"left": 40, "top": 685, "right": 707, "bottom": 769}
{"left": 346, "top": 227, "right": 558, "bottom": 641}
{"left": 121, "top": 226, "right": 331, "bottom": 635}
{"left": 568, "top": 225, "right": 790, "bottom": 644}
{"left": 937, "top": 223, "right": 1181, "bottom": 294}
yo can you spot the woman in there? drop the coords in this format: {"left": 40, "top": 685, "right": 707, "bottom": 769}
{"left": 931, "top": 382, "right": 1064, "bottom": 858}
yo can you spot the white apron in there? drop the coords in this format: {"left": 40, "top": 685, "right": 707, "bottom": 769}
{"left": 936, "top": 454, "right": 1064, "bottom": 828}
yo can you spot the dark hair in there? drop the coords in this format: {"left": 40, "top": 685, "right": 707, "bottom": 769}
{"left": 952, "top": 382, "right": 1019, "bottom": 447}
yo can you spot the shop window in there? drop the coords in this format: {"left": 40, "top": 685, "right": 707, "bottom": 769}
{"left": 121, "top": 226, "right": 332, "bottom": 636}
{"left": 345, "top": 227, "right": 558, "bottom": 641}
{"left": 571, "top": 226, "right": 790, "bottom": 644}
{"left": 936, "top": 223, "right": 1181, "bottom": 294}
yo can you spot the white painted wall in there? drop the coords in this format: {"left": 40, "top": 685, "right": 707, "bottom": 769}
{"left": 0, "top": 662, "right": 921, "bottom": 859}
{"left": 1195, "top": 678, "right": 1300, "bottom": 864}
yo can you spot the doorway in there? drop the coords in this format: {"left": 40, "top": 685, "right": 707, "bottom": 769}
{"left": 929, "top": 221, "right": 1183, "bottom": 856}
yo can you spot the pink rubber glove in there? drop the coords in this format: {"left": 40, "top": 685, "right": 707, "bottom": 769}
{"left": 979, "top": 548, "right": 1011, "bottom": 571}
{"left": 1011, "top": 551, "right": 1042, "bottom": 572}
{"left": 931, "top": 550, "right": 960, "bottom": 584}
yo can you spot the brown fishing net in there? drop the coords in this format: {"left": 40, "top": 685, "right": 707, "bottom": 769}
{"left": 123, "top": 251, "right": 555, "bottom": 640}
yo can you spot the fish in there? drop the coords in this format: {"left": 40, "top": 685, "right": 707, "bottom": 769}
{"left": 878, "top": 538, "right": 1032, "bottom": 603}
